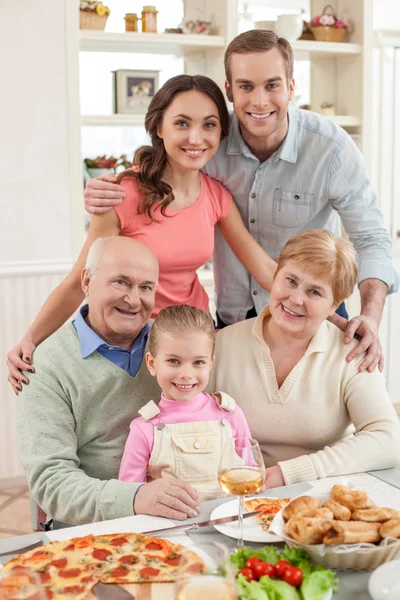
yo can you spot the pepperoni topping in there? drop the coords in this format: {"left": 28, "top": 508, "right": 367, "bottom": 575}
{"left": 48, "top": 557, "right": 68, "bottom": 568}
{"left": 119, "top": 555, "right": 139, "bottom": 565}
{"left": 39, "top": 572, "right": 51, "bottom": 584}
{"left": 139, "top": 567, "right": 160, "bottom": 578}
{"left": 59, "top": 568, "right": 82, "bottom": 578}
{"left": 110, "top": 566, "right": 129, "bottom": 579}
{"left": 64, "top": 544, "right": 75, "bottom": 551}
{"left": 186, "top": 562, "right": 205, "bottom": 574}
{"left": 32, "top": 551, "right": 53, "bottom": 559}
{"left": 92, "top": 548, "right": 112, "bottom": 561}
{"left": 24, "top": 551, "right": 53, "bottom": 564}
{"left": 61, "top": 586, "right": 85, "bottom": 595}
{"left": 145, "top": 542, "right": 163, "bottom": 551}
{"left": 45, "top": 591, "right": 54, "bottom": 599}
{"left": 80, "top": 575, "right": 95, "bottom": 583}
{"left": 110, "top": 536, "right": 129, "bottom": 547}
{"left": 165, "top": 555, "right": 181, "bottom": 566}
{"left": 74, "top": 535, "right": 94, "bottom": 548}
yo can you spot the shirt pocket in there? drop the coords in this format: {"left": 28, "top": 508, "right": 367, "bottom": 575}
{"left": 273, "top": 188, "right": 314, "bottom": 229}
{"left": 171, "top": 433, "right": 219, "bottom": 482}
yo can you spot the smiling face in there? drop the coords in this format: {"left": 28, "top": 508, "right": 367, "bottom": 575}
{"left": 269, "top": 260, "right": 336, "bottom": 339}
{"left": 156, "top": 89, "right": 222, "bottom": 173}
{"left": 146, "top": 330, "right": 214, "bottom": 402}
{"left": 225, "top": 48, "right": 294, "bottom": 154}
{"left": 82, "top": 239, "right": 158, "bottom": 350}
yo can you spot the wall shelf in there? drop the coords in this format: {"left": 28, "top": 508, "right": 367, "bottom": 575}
{"left": 292, "top": 39, "right": 362, "bottom": 58}
{"left": 79, "top": 31, "right": 226, "bottom": 54}
{"left": 323, "top": 115, "right": 361, "bottom": 127}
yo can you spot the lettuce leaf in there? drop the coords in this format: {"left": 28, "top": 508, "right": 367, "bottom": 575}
{"left": 280, "top": 547, "right": 313, "bottom": 576}
{"left": 300, "top": 570, "right": 339, "bottom": 600}
{"left": 237, "top": 574, "right": 269, "bottom": 600}
{"left": 231, "top": 546, "right": 279, "bottom": 570}
{"left": 259, "top": 575, "right": 302, "bottom": 600}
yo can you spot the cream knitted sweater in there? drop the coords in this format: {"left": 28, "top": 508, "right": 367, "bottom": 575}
{"left": 17, "top": 322, "right": 160, "bottom": 525}
{"left": 210, "top": 306, "right": 400, "bottom": 484}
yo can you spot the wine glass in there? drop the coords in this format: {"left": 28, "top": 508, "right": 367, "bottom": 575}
{"left": 218, "top": 437, "right": 265, "bottom": 548}
{"left": 175, "top": 540, "right": 237, "bottom": 600}
{"left": 0, "top": 567, "right": 47, "bottom": 600}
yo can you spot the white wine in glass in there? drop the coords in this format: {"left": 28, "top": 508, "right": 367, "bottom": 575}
{"left": 218, "top": 438, "right": 265, "bottom": 548}
{"left": 176, "top": 575, "right": 235, "bottom": 600}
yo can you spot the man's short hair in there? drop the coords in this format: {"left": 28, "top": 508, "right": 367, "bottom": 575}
{"left": 224, "top": 30, "right": 294, "bottom": 85}
{"left": 85, "top": 237, "right": 107, "bottom": 278}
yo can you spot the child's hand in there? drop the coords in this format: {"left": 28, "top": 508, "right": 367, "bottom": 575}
{"left": 264, "top": 465, "right": 285, "bottom": 489}
{"left": 133, "top": 478, "right": 200, "bottom": 520}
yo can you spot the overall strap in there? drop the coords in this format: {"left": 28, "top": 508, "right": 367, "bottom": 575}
{"left": 213, "top": 391, "right": 236, "bottom": 412}
{"left": 138, "top": 400, "right": 161, "bottom": 421}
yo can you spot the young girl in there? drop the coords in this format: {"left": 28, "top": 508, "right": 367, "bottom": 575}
{"left": 8, "top": 74, "right": 277, "bottom": 393}
{"left": 119, "top": 305, "right": 252, "bottom": 501}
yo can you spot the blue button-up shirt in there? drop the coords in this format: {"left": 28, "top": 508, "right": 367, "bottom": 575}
{"left": 203, "top": 107, "right": 399, "bottom": 326}
{"left": 72, "top": 305, "right": 150, "bottom": 376}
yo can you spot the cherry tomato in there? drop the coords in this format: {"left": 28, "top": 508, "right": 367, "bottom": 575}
{"left": 274, "top": 560, "right": 291, "bottom": 578}
{"left": 283, "top": 565, "right": 303, "bottom": 587}
{"left": 238, "top": 568, "right": 255, "bottom": 581}
{"left": 253, "top": 561, "right": 276, "bottom": 579}
{"left": 245, "top": 557, "right": 261, "bottom": 571}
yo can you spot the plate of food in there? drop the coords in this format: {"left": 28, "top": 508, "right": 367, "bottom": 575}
{"left": 268, "top": 484, "right": 400, "bottom": 571}
{"left": 229, "top": 544, "right": 337, "bottom": 600}
{"left": 0, "top": 532, "right": 205, "bottom": 599}
{"left": 210, "top": 496, "right": 291, "bottom": 542}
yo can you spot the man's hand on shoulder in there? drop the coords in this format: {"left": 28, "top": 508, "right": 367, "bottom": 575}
{"left": 343, "top": 314, "right": 383, "bottom": 373}
{"left": 7, "top": 338, "right": 36, "bottom": 395}
{"left": 84, "top": 172, "right": 126, "bottom": 215}
{"left": 133, "top": 478, "right": 200, "bottom": 520}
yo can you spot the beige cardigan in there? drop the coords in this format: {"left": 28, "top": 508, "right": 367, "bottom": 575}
{"left": 210, "top": 306, "right": 400, "bottom": 485}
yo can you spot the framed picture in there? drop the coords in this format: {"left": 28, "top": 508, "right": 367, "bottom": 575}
{"left": 113, "top": 69, "right": 159, "bottom": 114}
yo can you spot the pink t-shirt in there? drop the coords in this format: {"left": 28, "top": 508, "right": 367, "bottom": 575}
{"left": 114, "top": 172, "right": 232, "bottom": 317}
{"left": 119, "top": 392, "right": 252, "bottom": 482}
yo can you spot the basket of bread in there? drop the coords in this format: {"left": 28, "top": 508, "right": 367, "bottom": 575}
{"left": 269, "top": 484, "right": 400, "bottom": 571}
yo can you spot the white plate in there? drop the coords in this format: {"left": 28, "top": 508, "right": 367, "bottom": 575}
{"left": 368, "top": 559, "right": 400, "bottom": 600}
{"left": 210, "top": 497, "right": 283, "bottom": 543}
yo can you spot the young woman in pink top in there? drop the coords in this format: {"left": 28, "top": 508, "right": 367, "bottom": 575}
{"left": 119, "top": 304, "right": 252, "bottom": 501}
{"left": 7, "top": 74, "right": 277, "bottom": 392}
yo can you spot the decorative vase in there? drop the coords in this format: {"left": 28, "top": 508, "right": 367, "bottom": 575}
{"left": 275, "top": 14, "right": 303, "bottom": 41}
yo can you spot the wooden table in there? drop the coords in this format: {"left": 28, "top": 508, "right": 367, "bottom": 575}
{"left": 2, "top": 468, "right": 400, "bottom": 599}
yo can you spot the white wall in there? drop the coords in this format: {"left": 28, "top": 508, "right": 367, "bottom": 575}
{"left": 0, "top": 0, "right": 75, "bottom": 478}
{"left": 373, "top": 0, "right": 400, "bottom": 29}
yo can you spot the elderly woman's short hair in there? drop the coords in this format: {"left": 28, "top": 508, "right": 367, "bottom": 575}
{"left": 276, "top": 230, "right": 358, "bottom": 306}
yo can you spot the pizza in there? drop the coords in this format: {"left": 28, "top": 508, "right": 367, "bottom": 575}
{"left": 245, "top": 497, "right": 291, "bottom": 531}
{"left": 0, "top": 532, "right": 205, "bottom": 599}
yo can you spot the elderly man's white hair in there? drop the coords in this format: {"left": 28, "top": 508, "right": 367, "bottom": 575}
{"left": 85, "top": 237, "right": 110, "bottom": 278}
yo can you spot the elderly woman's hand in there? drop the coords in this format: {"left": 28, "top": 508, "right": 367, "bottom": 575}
{"left": 264, "top": 465, "right": 285, "bottom": 489}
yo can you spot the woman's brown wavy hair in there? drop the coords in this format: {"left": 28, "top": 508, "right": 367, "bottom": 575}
{"left": 116, "top": 74, "right": 230, "bottom": 222}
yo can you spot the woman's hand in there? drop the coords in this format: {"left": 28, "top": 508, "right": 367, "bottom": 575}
{"left": 264, "top": 465, "right": 285, "bottom": 489}
{"left": 84, "top": 173, "right": 125, "bottom": 215}
{"left": 7, "top": 338, "right": 36, "bottom": 395}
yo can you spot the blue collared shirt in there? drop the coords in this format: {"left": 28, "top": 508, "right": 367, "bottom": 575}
{"left": 72, "top": 305, "right": 150, "bottom": 377}
{"left": 203, "top": 107, "right": 399, "bottom": 326}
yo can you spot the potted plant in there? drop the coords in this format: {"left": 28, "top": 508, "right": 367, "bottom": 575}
{"left": 310, "top": 5, "right": 351, "bottom": 43}
{"left": 80, "top": 1, "right": 111, "bottom": 31}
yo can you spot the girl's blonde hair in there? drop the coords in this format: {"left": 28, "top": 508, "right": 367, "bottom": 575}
{"left": 276, "top": 230, "right": 358, "bottom": 306}
{"left": 148, "top": 305, "right": 215, "bottom": 356}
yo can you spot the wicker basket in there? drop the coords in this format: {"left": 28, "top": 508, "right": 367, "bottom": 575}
{"left": 79, "top": 11, "right": 108, "bottom": 30}
{"left": 310, "top": 25, "right": 347, "bottom": 42}
{"left": 287, "top": 538, "right": 400, "bottom": 572}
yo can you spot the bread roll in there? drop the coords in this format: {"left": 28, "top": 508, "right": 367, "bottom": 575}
{"left": 331, "top": 484, "right": 371, "bottom": 511}
{"left": 323, "top": 500, "right": 351, "bottom": 521}
{"left": 282, "top": 496, "right": 320, "bottom": 522}
{"left": 352, "top": 507, "right": 399, "bottom": 522}
{"left": 380, "top": 517, "right": 400, "bottom": 538}
{"left": 323, "top": 520, "right": 381, "bottom": 545}
{"left": 285, "top": 516, "right": 333, "bottom": 545}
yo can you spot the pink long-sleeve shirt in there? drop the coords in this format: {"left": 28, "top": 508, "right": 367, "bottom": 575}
{"left": 118, "top": 392, "right": 252, "bottom": 482}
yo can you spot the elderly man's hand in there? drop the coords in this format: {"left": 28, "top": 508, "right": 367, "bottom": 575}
{"left": 343, "top": 315, "right": 383, "bottom": 373}
{"left": 84, "top": 173, "right": 125, "bottom": 215}
{"left": 7, "top": 338, "right": 36, "bottom": 395}
{"left": 133, "top": 478, "right": 200, "bottom": 520}
{"left": 264, "top": 465, "right": 285, "bottom": 489}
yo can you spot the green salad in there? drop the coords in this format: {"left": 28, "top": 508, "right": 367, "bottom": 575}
{"left": 230, "top": 545, "right": 338, "bottom": 600}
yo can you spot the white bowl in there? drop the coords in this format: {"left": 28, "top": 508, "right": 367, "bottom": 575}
{"left": 368, "top": 559, "right": 400, "bottom": 600}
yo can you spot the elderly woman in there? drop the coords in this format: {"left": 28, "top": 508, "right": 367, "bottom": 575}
{"left": 210, "top": 230, "right": 400, "bottom": 488}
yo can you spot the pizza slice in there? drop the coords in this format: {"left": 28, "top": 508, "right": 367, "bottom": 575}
{"left": 245, "top": 497, "right": 291, "bottom": 531}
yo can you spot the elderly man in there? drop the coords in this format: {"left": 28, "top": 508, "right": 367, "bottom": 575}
{"left": 17, "top": 236, "right": 199, "bottom": 526}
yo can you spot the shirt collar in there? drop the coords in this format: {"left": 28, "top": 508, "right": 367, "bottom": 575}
{"left": 72, "top": 305, "right": 150, "bottom": 359}
{"left": 252, "top": 304, "right": 330, "bottom": 355}
{"left": 226, "top": 107, "right": 298, "bottom": 163}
